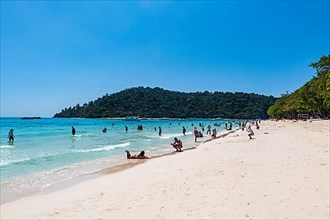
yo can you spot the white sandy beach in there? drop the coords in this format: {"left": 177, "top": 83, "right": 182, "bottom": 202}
{"left": 1, "top": 120, "right": 329, "bottom": 219}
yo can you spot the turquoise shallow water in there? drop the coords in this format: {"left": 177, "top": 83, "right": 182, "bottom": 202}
{"left": 0, "top": 117, "right": 233, "bottom": 204}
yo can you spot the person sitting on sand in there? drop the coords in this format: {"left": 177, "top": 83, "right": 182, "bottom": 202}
{"left": 125, "top": 150, "right": 149, "bottom": 159}
{"left": 171, "top": 137, "right": 183, "bottom": 152}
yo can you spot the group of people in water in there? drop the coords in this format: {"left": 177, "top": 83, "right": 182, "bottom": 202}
{"left": 8, "top": 120, "right": 260, "bottom": 161}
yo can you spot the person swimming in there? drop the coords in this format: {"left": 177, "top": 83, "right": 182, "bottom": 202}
{"left": 125, "top": 150, "right": 149, "bottom": 159}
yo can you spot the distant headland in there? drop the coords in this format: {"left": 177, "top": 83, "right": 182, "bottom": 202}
{"left": 54, "top": 87, "right": 276, "bottom": 119}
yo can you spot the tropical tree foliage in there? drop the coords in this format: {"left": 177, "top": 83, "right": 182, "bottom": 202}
{"left": 267, "top": 55, "right": 330, "bottom": 119}
{"left": 54, "top": 88, "right": 276, "bottom": 119}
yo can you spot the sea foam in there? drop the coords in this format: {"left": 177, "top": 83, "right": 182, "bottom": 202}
{"left": 0, "top": 144, "right": 15, "bottom": 149}
{"left": 72, "top": 142, "right": 130, "bottom": 153}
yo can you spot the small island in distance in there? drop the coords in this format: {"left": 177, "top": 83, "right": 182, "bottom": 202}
{"left": 54, "top": 87, "right": 276, "bottom": 119}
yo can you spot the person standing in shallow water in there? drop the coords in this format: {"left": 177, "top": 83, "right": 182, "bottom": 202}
{"left": 182, "top": 126, "right": 186, "bottom": 135}
{"left": 8, "top": 129, "right": 14, "bottom": 142}
{"left": 158, "top": 126, "right": 162, "bottom": 136}
{"left": 125, "top": 125, "right": 128, "bottom": 133}
{"left": 71, "top": 126, "right": 76, "bottom": 136}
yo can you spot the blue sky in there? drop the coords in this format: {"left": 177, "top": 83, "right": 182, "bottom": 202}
{"left": 1, "top": 1, "right": 329, "bottom": 117}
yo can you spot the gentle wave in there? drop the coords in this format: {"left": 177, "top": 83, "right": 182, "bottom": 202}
{"left": 0, "top": 142, "right": 131, "bottom": 167}
{"left": 0, "top": 144, "right": 15, "bottom": 149}
{"left": 0, "top": 151, "right": 67, "bottom": 168}
{"left": 0, "top": 157, "right": 31, "bottom": 167}
{"left": 72, "top": 142, "right": 130, "bottom": 153}
{"left": 157, "top": 131, "right": 193, "bottom": 139}
{"left": 73, "top": 133, "right": 96, "bottom": 138}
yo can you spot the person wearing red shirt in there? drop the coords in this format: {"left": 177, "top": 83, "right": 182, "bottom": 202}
{"left": 193, "top": 127, "right": 198, "bottom": 142}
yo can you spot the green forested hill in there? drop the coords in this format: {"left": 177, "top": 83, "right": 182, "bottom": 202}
{"left": 54, "top": 88, "right": 275, "bottom": 119}
{"left": 267, "top": 55, "right": 330, "bottom": 119}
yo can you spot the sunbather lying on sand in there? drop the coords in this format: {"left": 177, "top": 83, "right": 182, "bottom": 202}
{"left": 125, "top": 150, "right": 149, "bottom": 159}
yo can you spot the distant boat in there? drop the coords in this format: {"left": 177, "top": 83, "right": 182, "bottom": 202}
{"left": 124, "top": 116, "right": 140, "bottom": 121}
{"left": 21, "top": 117, "right": 42, "bottom": 120}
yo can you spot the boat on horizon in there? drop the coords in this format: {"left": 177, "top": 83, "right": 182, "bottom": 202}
{"left": 21, "top": 117, "right": 42, "bottom": 120}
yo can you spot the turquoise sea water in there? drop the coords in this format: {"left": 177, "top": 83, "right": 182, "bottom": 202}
{"left": 0, "top": 117, "right": 233, "bottom": 204}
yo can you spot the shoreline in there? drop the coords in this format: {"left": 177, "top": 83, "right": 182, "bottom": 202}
{"left": 43, "top": 127, "right": 239, "bottom": 196}
{"left": 1, "top": 128, "right": 230, "bottom": 206}
{"left": 1, "top": 120, "right": 328, "bottom": 219}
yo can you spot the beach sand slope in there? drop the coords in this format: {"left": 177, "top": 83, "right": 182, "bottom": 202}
{"left": 1, "top": 120, "right": 329, "bottom": 219}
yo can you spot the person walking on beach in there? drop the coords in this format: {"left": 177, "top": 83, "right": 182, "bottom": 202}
{"left": 242, "top": 121, "right": 246, "bottom": 131}
{"left": 8, "top": 129, "right": 14, "bottom": 142}
{"left": 125, "top": 150, "right": 149, "bottom": 159}
{"left": 159, "top": 126, "right": 162, "bottom": 136}
{"left": 206, "top": 125, "right": 211, "bottom": 135}
{"left": 182, "top": 126, "right": 186, "bottom": 135}
{"left": 247, "top": 124, "right": 254, "bottom": 139}
{"left": 229, "top": 122, "right": 232, "bottom": 130}
{"left": 194, "top": 127, "right": 198, "bottom": 142}
{"left": 171, "top": 137, "right": 183, "bottom": 152}
{"left": 71, "top": 126, "right": 76, "bottom": 136}
{"left": 211, "top": 128, "right": 217, "bottom": 138}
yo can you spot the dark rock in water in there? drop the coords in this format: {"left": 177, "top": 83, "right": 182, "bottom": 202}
{"left": 21, "top": 117, "right": 42, "bottom": 120}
